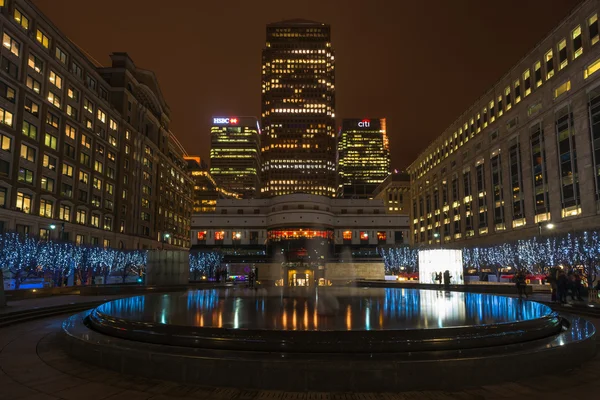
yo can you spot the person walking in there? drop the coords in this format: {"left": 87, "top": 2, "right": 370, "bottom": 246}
{"left": 515, "top": 270, "right": 527, "bottom": 299}
{"left": 557, "top": 270, "right": 568, "bottom": 304}
{"left": 547, "top": 268, "right": 558, "bottom": 303}
{"left": 573, "top": 272, "right": 584, "bottom": 301}
{"left": 443, "top": 270, "right": 451, "bottom": 290}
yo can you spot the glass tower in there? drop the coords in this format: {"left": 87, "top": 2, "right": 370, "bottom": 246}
{"left": 209, "top": 116, "right": 260, "bottom": 198}
{"left": 261, "top": 19, "right": 336, "bottom": 197}
{"left": 338, "top": 118, "right": 390, "bottom": 198}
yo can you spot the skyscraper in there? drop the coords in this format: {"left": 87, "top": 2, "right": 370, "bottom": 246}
{"left": 338, "top": 118, "right": 390, "bottom": 198}
{"left": 261, "top": 20, "right": 336, "bottom": 198}
{"left": 209, "top": 116, "right": 260, "bottom": 198}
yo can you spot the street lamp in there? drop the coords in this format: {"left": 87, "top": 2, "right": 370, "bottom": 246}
{"left": 538, "top": 222, "right": 555, "bottom": 236}
{"left": 49, "top": 224, "right": 56, "bottom": 241}
{"left": 433, "top": 232, "right": 441, "bottom": 248}
{"left": 162, "top": 233, "right": 171, "bottom": 250}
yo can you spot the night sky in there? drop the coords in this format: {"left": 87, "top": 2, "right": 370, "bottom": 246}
{"left": 33, "top": 0, "right": 581, "bottom": 170}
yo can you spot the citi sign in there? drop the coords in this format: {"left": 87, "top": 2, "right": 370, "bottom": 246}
{"left": 358, "top": 119, "right": 371, "bottom": 128}
{"left": 213, "top": 117, "right": 239, "bottom": 125}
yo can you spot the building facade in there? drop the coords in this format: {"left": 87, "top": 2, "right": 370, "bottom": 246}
{"left": 0, "top": 0, "right": 192, "bottom": 249}
{"left": 190, "top": 194, "right": 409, "bottom": 285}
{"left": 209, "top": 116, "right": 260, "bottom": 198}
{"left": 186, "top": 156, "right": 240, "bottom": 214}
{"left": 372, "top": 171, "right": 411, "bottom": 214}
{"left": 408, "top": 0, "right": 600, "bottom": 246}
{"left": 338, "top": 118, "right": 390, "bottom": 198}
{"left": 260, "top": 19, "right": 337, "bottom": 198}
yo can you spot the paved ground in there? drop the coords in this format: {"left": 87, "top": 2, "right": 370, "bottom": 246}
{"left": 1, "top": 289, "right": 600, "bottom": 399}
{"left": 0, "top": 312, "right": 598, "bottom": 400}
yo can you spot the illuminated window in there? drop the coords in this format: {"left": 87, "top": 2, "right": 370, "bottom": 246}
{"left": 343, "top": 230, "right": 352, "bottom": 241}
{"left": 59, "top": 204, "right": 71, "bottom": 222}
{"left": 557, "top": 39, "right": 567, "bottom": 70}
{"left": 94, "top": 160, "right": 103, "bottom": 174}
{"left": 44, "top": 133, "right": 57, "bottom": 150}
{"left": 65, "top": 124, "right": 76, "bottom": 140}
{"left": 197, "top": 231, "right": 207, "bottom": 241}
{"left": 81, "top": 133, "right": 91, "bottom": 149}
{"left": 46, "top": 112, "right": 59, "bottom": 128}
{"left": 376, "top": 231, "right": 387, "bottom": 243}
{"left": 97, "top": 109, "right": 106, "bottom": 123}
{"left": 13, "top": 9, "right": 29, "bottom": 30}
{"left": 504, "top": 86, "right": 511, "bottom": 111}
{"left": 215, "top": 231, "right": 225, "bottom": 241}
{"left": 40, "top": 176, "right": 54, "bottom": 192}
{"left": 514, "top": 80, "right": 521, "bottom": 104}
{"left": 360, "top": 231, "right": 369, "bottom": 242}
{"left": 35, "top": 29, "right": 49, "bottom": 48}
{"left": 572, "top": 25, "right": 583, "bottom": 59}
{"left": 554, "top": 81, "right": 571, "bottom": 98}
{"left": 18, "top": 167, "right": 34, "bottom": 184}
{"left": 84, "top": 98, "right": 93, "bottom": 114}
{"left": 49, "top": 70, "right": 62, "bottom": 89}
{"left": 16, "top": 191, "right": 31, "bottom": 214}
{"left": 47, "top": 91, "right": 61, "bottom": 108}
{"left": 232, "top": 231, "right": 242, "bottom": 240}
{"left": 42, "top": 154, "right": 56, "bottom": 170}
{"left": 55, "top": 47, "right": 67, "bottom": 64}
{"left": 76, "top": 209, "right": 87, "bottom": 225}
{"left": 523, "top": 69, "right": 531, "bottom": 96}
{"left": 39, "top": 199, "right": 52, "bottom": 217}
{"left": 79, "top": 170, "right": 88, "bottom": 184}
{"left": 0, "top": 107, "right": 13, "bottom": 127}
{"left": 590, "top": 14, "right": 599, "bottom": 46}
{"left": 534, "top": 61, "right": 542, "bottom": 87}
{"left": 584, "top": 58, "right": 600, "bottom": 79}
{"left": 545, "top": 50, "right": 554, "bottom": 80}
{"left": 26, "top": 75, "right": 40, "bottom": 94}
{"left": 20, "top": 143, "right": 35, "bottom": 162}
{"left": 2, "top": 32, "right": 20, "bottom": 56}
{"left": 27, "top": 53, "right": 42, "bottom": 73}
{"left": 62, "top": 163, "right": 73, "bottom": 177}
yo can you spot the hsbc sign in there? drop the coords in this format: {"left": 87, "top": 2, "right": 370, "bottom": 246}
{"left": 213, "top": 117, "right": 239, "bottom": 125}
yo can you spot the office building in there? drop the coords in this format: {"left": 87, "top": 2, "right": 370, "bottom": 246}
{"left": 372, "top": 171, "right": 411, "bottom": 214}
{"left": 338, "top": 118, "right": 390, "bottom": 198}
{"left": 0, "top": 0, "right": 192, "bottom": 249}
{"left": 408, "top": 0, "right": 600, "bottom": 246}
{"left": 191, "top": 194, "right": 409, "bottom": 285}
{"left": 260, "top": 19, "right": 336, "bottom": 197}
{"left": 186, "top": 156, "right": 239, "bottom": 214}
{"left": 209, "top": 116, "right": 260, "bottom": 198}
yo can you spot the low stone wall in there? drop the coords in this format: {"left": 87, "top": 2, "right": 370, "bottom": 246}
{"left": 146, "top": 250, "right": 190, "bottom": 286}
{"left": 325, "top": 262, "right": 385, "bottom": 284}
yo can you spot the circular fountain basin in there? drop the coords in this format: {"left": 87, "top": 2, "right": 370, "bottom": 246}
{"left": 62, "top": 287, "right": 596, "bottom": 391}
{"left": 87, "top": 287, "right": 561, "bottom": 352}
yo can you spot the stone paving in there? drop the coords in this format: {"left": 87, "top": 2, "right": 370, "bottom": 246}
{"left": 0, "top": 313, "right": 599, "bottom": 400}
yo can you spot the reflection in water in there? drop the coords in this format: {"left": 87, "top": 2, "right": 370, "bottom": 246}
{"left": 95, "top": 288, "right": 554, "bottom": 331}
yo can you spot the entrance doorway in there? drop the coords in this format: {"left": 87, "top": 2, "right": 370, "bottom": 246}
{"left": 288, "top": 269, "right": 313, "bottom": 286}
